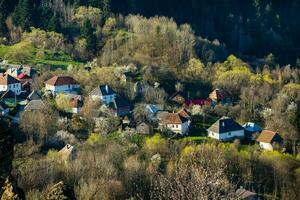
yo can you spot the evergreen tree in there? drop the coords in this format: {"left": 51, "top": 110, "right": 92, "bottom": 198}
{"left": 12, "top": 0, "right": 32, "bottom": 30}
{"left": 81, "top": 19, "right": 97, "bottom": 55}
{"left": 47, "top": 15, "right": 61, "bottom": 32}
{"left": 0, "top": 13, "right": 8, "bottom": 37}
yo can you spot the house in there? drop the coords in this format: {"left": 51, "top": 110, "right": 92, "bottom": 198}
{"left": 169, "top": 91, "right": 186, "bottom": 104}
{"left": 161, "top": 113, "right": 189, "bottom": 135}
{"left": 90, "top": 84, "right": 116, "bottom": 104}
{"left": 209, "top": 88, "right": 226, "bottom": 102}
{"left": 243, "top": 122, "right": 262, "bottom": 141}
{"left": 184, "top": 98, "right": 212, "bottom": 107}
{"left": 45, "top": 75, "right": 80, "bottom": 95}
{"left": 5, "top": 67, "right": 22, "bottom": 78}
{"left": 0, "top": 74, "right": 21, "bottom": 95}
{"left": 256, "top": 130, "right": 283, "bottom": 150}
{"left": 235, "top": 188, "right": 257, "bottom": 200}
{"left": 24, "top": 100, "right": 46, "bottom": 111}
{"left": 69, "top": 97, "right": 83, "bottom": 114}
{"left": 0, "top": 101, "right": 9, "bottom": 116}
{"left": 58, "top": 144, "right": 77, "bottom": 161}
{"left": 109, "top": 96, "right": 130, "bottom": 117}
{"left": 136, "top": 122, "right": 154, "bottom": 135}
{"left": 207, "top": 116, "right": 244, "bottom": 141}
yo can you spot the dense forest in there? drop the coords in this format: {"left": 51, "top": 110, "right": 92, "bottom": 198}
{"left": 1, "top": 0, "right": 300, "bottom": 64}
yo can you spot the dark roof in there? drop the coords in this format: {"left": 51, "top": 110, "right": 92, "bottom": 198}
{"left": 0, "top": 90, "right": 16, "bottom": 99}
{"left": 0, "top": 74, "right": 20, "bottom": 85}
{"left": 243, "top": 122, "right": 262, "bottom": 133}
{"left": 162, "top": 113, "right": 189, "bottom": 124}
{"left": 90, "top": 84, "right": 116, "bottom": 96}
{"left": 208, "top": 116, "right": 243, "bottom": 133}
{"left": 112, "top": 96, "right": 129, "bottom": 109}
{"left": 27, "top": 91, "right": 41, "bottom": 101}
{"left": 209, "top": 88, "right": 226, "bottom": 101}
{"left": 45, "top": 75, "right": 79, "bottom": 86}
{"left": 24, "top": 100, "right": 46, "bottom": 111}
{"left": 0, "top": 101, "right": 8, "bottom": 110}
{"left": 256, "top": 130, "right": 283, "bottom": 143}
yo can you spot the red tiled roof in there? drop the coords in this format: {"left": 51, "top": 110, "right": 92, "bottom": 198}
{"left": 163, "top": 113, "right": 188, "bottom": 124}
{"left": 17, "top": 72, "right": 30, "bottom": 79}
{"left": 45, "top": 75, "right": 79, "bottom": 86}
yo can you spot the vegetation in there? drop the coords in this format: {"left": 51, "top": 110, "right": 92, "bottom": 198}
{"left": 0, "top": 1, "right": 300, "bottom": 200}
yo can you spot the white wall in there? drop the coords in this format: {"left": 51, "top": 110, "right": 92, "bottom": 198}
{"left": 259, "top": 142, "right": 273, "bottom": 150}
{"left": 167, "top": 121, "right": 189, "bottom": 135}
{"left": 0, "top": 83, "right": 21, "bottom": 95}
{"left": 208, "top": 130, "right": 244, "bottom": 141}
{"left": 91, "top": 94, "right": 116, "bottom": 105}
{"left": 46, "top": 84, "right": 80, "bottom": 94}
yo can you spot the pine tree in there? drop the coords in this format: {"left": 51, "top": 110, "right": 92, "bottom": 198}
{"left": 81, "top": 19, "right": 97, "bottom": 55}
{"left": 12, "top": 0, "right": 32, "bottom": 30}
{"left": 47, "top": 15, "right": 61, "bottom": 32}
{"left": 0, "top": 13, "right": 8, "bottom": 37}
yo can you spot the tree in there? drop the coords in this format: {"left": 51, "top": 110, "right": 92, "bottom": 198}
{"left": 47, "top": 15, "right": 61, "bottom": 32}
{"left": 81, "top": 19, "right": 97, "bottom": 55}
{"left": 12, "top": 0, "right": 32, "bottom": 30}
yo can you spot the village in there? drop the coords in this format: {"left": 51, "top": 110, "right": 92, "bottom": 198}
{"left": 0, "top": 62, "right": 283, "bottom": 154}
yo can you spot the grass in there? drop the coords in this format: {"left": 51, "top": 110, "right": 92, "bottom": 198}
{"left": 0, "top": 44, "right": 84, "bottom": 70}
{"left": 181, "top": 136, "right": 209, "bottom": 144}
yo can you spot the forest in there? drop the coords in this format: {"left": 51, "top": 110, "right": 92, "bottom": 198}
{"left": 0, "top": 0, "right": 300, "bottom": 200}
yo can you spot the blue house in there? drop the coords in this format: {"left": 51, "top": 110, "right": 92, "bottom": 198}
{"left": 243, "top": 122, "right": 262, "bottom": 141}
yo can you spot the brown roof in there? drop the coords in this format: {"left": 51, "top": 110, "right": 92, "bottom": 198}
{"left": 162, "top": 113, "right": 188, "bottom": 124}
{"left": 177, "top": 108, "right": 190, "bottom": 118}
{"left": 69, "top": 97, "right": 83, "bottom": 108}
{"left": 0, "top": 74, "right": 20, "bottom": 85}
{"left": 209, "top": 88, "right": 226, "bottom": 101}
{"left": 45, "top": 75, "right": 79, "bottom": 86}
{"left": 256, "top": 130, "right": 283, "bottom": 143}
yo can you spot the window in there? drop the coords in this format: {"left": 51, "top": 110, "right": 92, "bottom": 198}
{"left": 228, "top": 132, "right": 231, "bottom": 136}
{"left": 176, "top": 125, "right": 178, "bottom": 128}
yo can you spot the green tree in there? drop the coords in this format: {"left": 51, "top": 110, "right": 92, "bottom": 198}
{"left": 81, "top": 19, "right": 97, "bottom": 55}
{"left": 47, "top": 15, "right": 61, "bottom": 32}
{"left": 12, "top": 0, "right": 32, "bottom": 30}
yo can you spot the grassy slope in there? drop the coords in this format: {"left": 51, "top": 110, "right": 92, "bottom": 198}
{"left": 0, "top": 44, "right": 83, "bottom": 70}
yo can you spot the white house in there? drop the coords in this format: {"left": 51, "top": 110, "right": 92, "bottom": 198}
{"left": 161, "top": 113, "right": 189, "bottom": 135}
{"left": 256, "top": 130, "right": 283, "bottom": 150}
{"left": 69, "top": 96, "right": 83, "bottom": 114}
{"left": 45, "top": 75, "right": 80, "bottom": 95}
{"left": 89, "top": 84, "right": 116, "bottom": 104}
{"left": 207, "top": 116, "right": 244, "bottom": 141}
{"left": 0, "top": 73, "right": 22, "bottom": 95}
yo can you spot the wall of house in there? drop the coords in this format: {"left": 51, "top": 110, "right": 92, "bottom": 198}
{"left": 71, "top": 107, "right": 81, "bottom": 114}
{"left": 0, "top": 83, "right": 21, "bottom": 95}
{"left": 208, "top": 130, "right": 244, "bottom": 141}
{"left": 46, "top": 84, "right": 80, "bottom": 94}
{"left": 167, "top": 121, "right": 189, "bottom": 135}
{"left": 91, "top": 94, "right": 116, "bottom": 105}
{"left": 259, "top": 142, "right": 273, "bottom": 150}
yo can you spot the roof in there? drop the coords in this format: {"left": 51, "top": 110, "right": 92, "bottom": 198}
{"left": 58, "top": 144, "right": 77, "bottom": 160}
{"left": 0, "top": 74, "right": 20, "bottom": 85}
{"left": 177, "top": 108, "right": 191, "bottom": 118}
{"left": 17, "top": 72, "right": 30, "bottom": 79}
{"left": 185, "top": 98, "right": 212, "bottom": 107}
{"left": 147, "top": 104, "right": 159, "bottom": 114}
{"left": 27, "top": 91, "right": 41, "bottom": 101}
{"left": 209, "top": 88, "right": 226, "bottom": 101}
{"left": 45, "top": 75, "right": 79, "bottom": 86}
{"left": 24, "top": 100, "right": 46, "bottom": 111}
{"left": 0, "top": 101, "right": 8, "bottom": 111}
{"left": 235, "top": 188, "right": 256, "bottom": 199}
{"left": 208, "top": 116, "right": 243, "bottom": 133}
{"left": 162, "top": 113, "right": 188, "bottom": 124}
{"left": 256, "top": 130, "right": 283, "bottom": 143}
{"left": 169, "top": 91, "right": 186, "bottom": 102}
{"left": 90, "top": 84, "right": 116, "bottom": 96}
{"left": 5, "top": 67, "right": 22, "bottom": 77}
{"left": 0, "top": 90, "right": 16, "bottom": 99}
{"left": 112, "top": 96, "right": 129, "bottom": 109}
{"left": 243, "top": 122, "right": 262, "bottom": 132}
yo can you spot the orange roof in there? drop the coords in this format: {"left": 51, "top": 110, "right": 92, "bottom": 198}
{"left": 0, "top": 74, "right": 20, "bottom": 85}
{"left": 163, "top": 113, "right": 188, "bottom": 124}
{"left": 257, "top": 130, "right": 283, "bottom": 143}
{"left": 45, "top": 75, "right": 79, "bottom": 86}
{"left": 177, "top": 108, "right": 190, "bottom": 118}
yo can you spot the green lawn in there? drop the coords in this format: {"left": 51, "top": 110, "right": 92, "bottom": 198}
{"left": 181, "top": 136, "right": 209, "bottom": 143}
{"left": 33, "top": 58, "right": 84, "bottom": 70}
